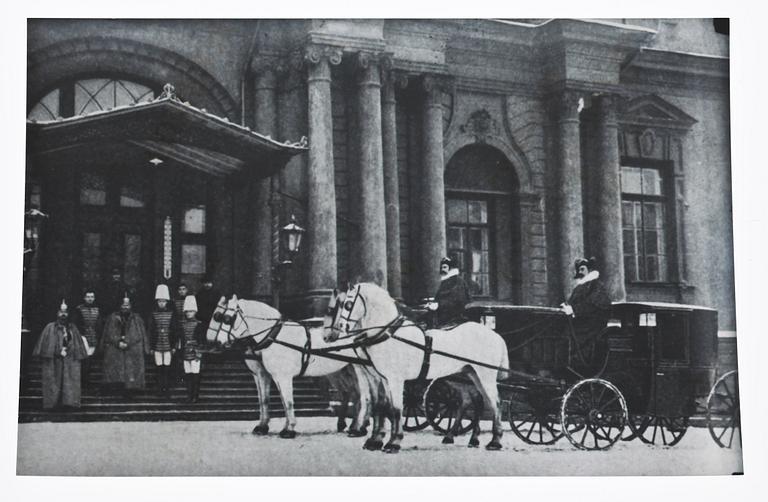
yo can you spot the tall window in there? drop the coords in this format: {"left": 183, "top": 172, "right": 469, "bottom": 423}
{"left": 446, "top": 198, "right": 491, "bottom": 296}
{"left": 621, "top": 165, "right": 669, "bottom": 282}
{"left": 28, "top": 78, "right": 155, "bottom": 121}
{"left": 181, "top": 205, "right": 207, "bottom": 276}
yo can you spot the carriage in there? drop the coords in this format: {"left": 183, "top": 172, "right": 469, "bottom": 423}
{"left": 401, "top": 301, "right": 740, "bottom": 451}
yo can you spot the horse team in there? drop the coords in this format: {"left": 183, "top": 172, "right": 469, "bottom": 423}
{"left": 207, "top": 283, "right": 510, "bottom": 453}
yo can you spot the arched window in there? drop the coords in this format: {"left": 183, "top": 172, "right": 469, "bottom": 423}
{"left": 27, "top": 78, "right": 156, "bottom": 121}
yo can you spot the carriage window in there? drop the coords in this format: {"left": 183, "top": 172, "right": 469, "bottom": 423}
{"left": 447, "top": 198, "right": 491, "bottom": 296}
{"left": 621, "top": 165, "right": 669, "bottom": 282}
{"left": 657, "top": 313, "right": 687, "bottom": 361}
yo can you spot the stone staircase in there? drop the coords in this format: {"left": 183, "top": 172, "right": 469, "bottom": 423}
{"left": 18, "top": 352, "right": 333, "bottom": 423}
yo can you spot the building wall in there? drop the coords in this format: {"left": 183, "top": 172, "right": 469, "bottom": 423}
{"left": 25, "top": 19, "right": 735, "bottom": 331}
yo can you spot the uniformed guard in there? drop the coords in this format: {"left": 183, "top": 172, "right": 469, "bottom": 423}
{"left": 179, "top": 295, "right": 206, "bottom": 403}
{"left": 148, "top": 284, "right": 176, "bottom": 398}
{"left": 73, "top": 289, "right": 103, "bottom": 389}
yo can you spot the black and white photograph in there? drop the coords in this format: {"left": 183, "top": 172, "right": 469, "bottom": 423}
{"left": 3, "top": 2, "right": 767, "bottom": 497}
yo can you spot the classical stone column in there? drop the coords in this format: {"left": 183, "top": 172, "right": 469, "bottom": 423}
{"left": 355, "top": 52, "right": 387, "bottom": 288}
{"left": 251, "top": 61, "right": 278, "bottom": 299}
{"left": 305, "top": 44, "right": 342, "bottom": 295}
{"left": 553, "top": 90, "right": 585, "bottom": 300}
{"left": 593, "top": 95, "right": 626, "bottom": 301}
{"left": 381, "top": 67, "right": 404, "bottom": 298}
{"left": 421, "top": 75, "right": 449, "bottom": 297}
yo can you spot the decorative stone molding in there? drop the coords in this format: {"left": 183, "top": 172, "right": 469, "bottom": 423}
{"left": 303, "top": 43, "right": 344, "bottom": 66}
{"left": 619, "top": 94, "right": 697, "bottom": 131}
{"left": 459, "top": 109, "right": 501, "bottom": 144}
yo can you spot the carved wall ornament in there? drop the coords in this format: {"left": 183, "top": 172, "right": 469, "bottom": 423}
{"left": 460, "top": 109, "right": 500, "bottom": 144}
{"left": 640, "top": 128, "right": 656, "bottom": 157}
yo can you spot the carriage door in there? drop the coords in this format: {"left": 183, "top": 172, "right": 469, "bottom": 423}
{"left": 77, "top": 167, "right": 152, "bottom": 311}
{"left": 652, "top": 312, "right": 693, "bottom": 417}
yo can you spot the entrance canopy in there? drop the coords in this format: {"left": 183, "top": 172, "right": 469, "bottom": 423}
{"left": 26, "top": 85, "right": 307, "bottom": 178}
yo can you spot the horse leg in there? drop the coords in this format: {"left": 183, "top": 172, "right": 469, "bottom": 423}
{"left": 249, "top": 359, "right": 271, "bottom": 435}
{"left": 468, "top": 391, "right": 483, "bottom": 448}
{"left": 273, "top": 375, "right": 297, "bottom": 439}
{"left": 348, "top": 365, "right": 371, "bottom": 437}
{"left": 465, "top": 369, "right": 504, "bottom": 451}
{"left": 362, "top": 370, "right": 387, "bottom": 450}
{"left": 442, "top": 397, "right": 465, "bottom": 445}
{"left": 382, "top": 378, "right": 405, "bottom": 454}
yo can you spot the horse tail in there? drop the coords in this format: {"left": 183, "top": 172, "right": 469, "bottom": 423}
{"left": 497, "top": 339, "right": 510, "bottom": 381}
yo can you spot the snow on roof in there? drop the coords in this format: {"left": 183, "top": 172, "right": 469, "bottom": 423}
{"left": 490, "top": 18, "right": 658, "bottom": 35}
{"left": 27, "top": 83, "right": 308, "bottom": 152}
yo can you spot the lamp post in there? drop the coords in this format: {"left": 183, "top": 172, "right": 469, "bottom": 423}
{"left": 272, "top": 214, "right": 306, "bottom": 310}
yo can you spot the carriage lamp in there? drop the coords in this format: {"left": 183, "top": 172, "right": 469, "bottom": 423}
{"left": 280, "top": 214, "right": 306, "bottom": 265}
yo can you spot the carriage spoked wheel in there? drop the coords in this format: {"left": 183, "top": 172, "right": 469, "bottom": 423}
{"left": 424, "top": 378, "right": 482, "bottom": 436}
{"left": 509, "top": 412, "right": 564, "bottom": 445}
{"left": 707, "top": 370, "right": 741, "bottom": 449}
{"left": 627, "top": 415, "right": 689, "bottom": 446}
{"left": 560, "top": 378, "right": 628, "bottom": 451}
{"left": 402, "top": 381, "right": 430, "bottom": 432}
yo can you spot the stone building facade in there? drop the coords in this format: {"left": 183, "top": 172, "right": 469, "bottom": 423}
{"left": 24, "top": 19, "right": 735, "bottom": 333}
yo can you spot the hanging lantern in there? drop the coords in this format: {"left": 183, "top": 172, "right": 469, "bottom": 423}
{"left": 281, "top": 214, "right": 305, "bottom": 257}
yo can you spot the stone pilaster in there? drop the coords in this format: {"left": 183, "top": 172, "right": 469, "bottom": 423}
{"left": 305, "top": 44, "right": 342, "bottom": 296}
{"left": 421, "top": 75, "right": 450, "bottom": 297}
{"left": 593, "top": 94, "right": 626, "bottom": 301}
{"left": 552, "top": 90, "right": 585, "bottom": 300}
{"left": 251, "top": 58, "right": 278, "bottom": 300}
{"left": 354, "top": 51, "right": 388, "bottom": 288}
{"left": 381, "top": 67, "right": 406, "bottom": 299}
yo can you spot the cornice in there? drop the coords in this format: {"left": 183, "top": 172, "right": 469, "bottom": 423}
{"left": 306, "top": 32, "right": 386, "bottom": 54}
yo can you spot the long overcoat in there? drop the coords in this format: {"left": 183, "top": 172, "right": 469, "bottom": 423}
{"left": 434, "top": 274, "right": 471, "bottom": 327}
{"left": 566, "top": 274, "right": 612, "bottom": 367}
{"left": 100, "top": 312, "right": 150, "bottom": 388}
{"left": 33, "top": 322, "right": 89, "bottom": 408}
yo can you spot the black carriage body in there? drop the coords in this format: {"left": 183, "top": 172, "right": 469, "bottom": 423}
{"left": 464, "top": 300, "right": 719, "bottom": 419}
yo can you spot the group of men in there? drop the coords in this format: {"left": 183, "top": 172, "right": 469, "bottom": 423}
{"left": 33, "top": 255, "right": 611, "bottom": 411}
{"left": 32, "top": 277, "right": 221, "bottom": 410}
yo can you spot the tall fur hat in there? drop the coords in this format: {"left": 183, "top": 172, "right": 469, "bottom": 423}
{"left": 154, "top": 284, "right": 170, "bottom": 301}
{"left": 183, "top": 295, "right": 198, "bottom": 312}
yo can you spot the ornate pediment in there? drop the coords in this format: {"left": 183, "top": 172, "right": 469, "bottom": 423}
{"left": 619, "top": 95, "right": 697, "bottom": 130}
{"left": 460, "top": 109, "right": 500, "bottom": 144}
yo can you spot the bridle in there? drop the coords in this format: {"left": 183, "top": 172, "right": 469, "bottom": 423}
{"left": 212, "top": 303, "right": 283, "bottom": 349}
{"left": 337, "top": 285, "right": 367, "bottom": 334}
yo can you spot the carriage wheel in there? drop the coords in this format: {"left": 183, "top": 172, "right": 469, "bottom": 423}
{"left": 560, "top": 378, "right": 627, "bottom": 451}
{"left": 424, "top": 379, "right": 481, "bottom": 436}
{"left": 402, "top": 406, "right": 430, "bottom": 432}
{"left": 707, "top": 370, "right": 741, "bottom": 449}
{"left": 509, "top": 412, "right": 564, "bottom": 445}
{"left": 622, "top": 414, "right": 650, "bottom": 441}
{"left": 402, "top": 381, "right": 430, "bottom": 432}
{"left": 629, "top": 415, "right": 689, "bottom": 447}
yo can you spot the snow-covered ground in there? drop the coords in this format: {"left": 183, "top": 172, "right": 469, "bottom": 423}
{"left": 16, "top": 418, "right": 742, "bottom": 476}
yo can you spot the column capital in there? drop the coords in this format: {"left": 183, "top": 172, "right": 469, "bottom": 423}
{"left": 250, "top": 55, "right": 280, "bottom": 76}
{"left": 420, "top": 74, "right": 454, "bottom": 107}
{"left": 303, "top": 43, "right": 344, "bottom": 67}
{"left": 593, "top": 93, "right": 619, "bottom": 127}
{"left": 549, "top": 89, "right": 584, "bottom": 122}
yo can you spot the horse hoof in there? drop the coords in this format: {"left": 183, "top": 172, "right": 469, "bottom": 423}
{"left": 442, "top": 436, "right": 454, "bottom": 445}
{"left": 359, "top": 426, "right": 368, "bottom": 435}
{"left": 363, "top": 439, "right": 383, "bottom": 451}
{"left": 279, "top": 429, "right": 297, "bottom": 439}
{"left": 336, "top": 419, "right": 347, "bottom": 433}
{"left": 382, "top": 443, "right": 401, "bottom": 454}
{"left": 468, "top": 438, "right": 480, "bottom": 448}
{"left": 485, "top": 441, "right": 502, "bottom": 451}
{"left": 252, "top": 425, "right": 269, "bottom": 435}
{"left": 347, "top": 429, "right": 367, "bottom": 438}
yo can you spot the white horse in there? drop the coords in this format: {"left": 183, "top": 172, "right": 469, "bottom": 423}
{"left": 324, "top": 283, "right": 509, "bottom": 452}
{"left": 207, "top": 295, "right": 377, "bottom": 438}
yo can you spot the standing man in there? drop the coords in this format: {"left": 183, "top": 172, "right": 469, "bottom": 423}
{"left": 33, "top": 301, "right": 89, "bottom": 409}
{"left": 148, "top": 284, "right": 176, "bottom": 398}
{"left": 560, "top": 257, "right": 612, "bottom": 367}
{"left": 172, "top": 282, "right": 190, "bottom": 387}
{"left": 426, "top": 256, "right": 471, "bottom": 328}
{"left": 195, "top": 275, "right": 220, "bottom": 324}
{"left": 72, "top": 290, "right": 103, "bottom": 390}
{"left": 104, "top": 268, "right": 131, "bottom": 314}
{"left": 179, "top": 296, "right": 206, "bottom": 403}
{"left": 100, "top": 295, "right": 151, "bottom": 396}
